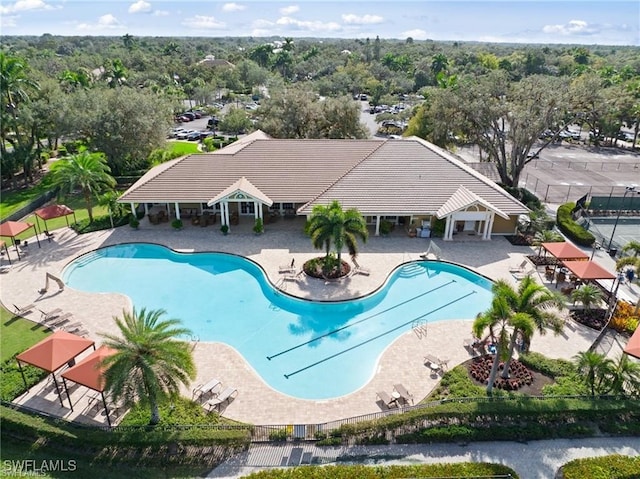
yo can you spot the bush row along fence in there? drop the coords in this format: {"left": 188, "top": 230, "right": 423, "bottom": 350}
{"left": 1, "top": 190, "right": 58, "bottom": 223}
{"left": 520, "top": 174, "right": 640, "bottom": 206}
{"left": 4, "top": 395, "right": 636, "bottom": 443}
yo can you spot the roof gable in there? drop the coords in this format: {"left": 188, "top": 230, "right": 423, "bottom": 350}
{"left": 436, "top": 185, "right": 509, "bottom": 219}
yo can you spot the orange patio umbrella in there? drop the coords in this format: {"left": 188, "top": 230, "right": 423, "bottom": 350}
{"left": 561, "top": 260, "right": 616, "bottom": 281}
{"left": 542, "top": 242, "right": 589, "bottom": 261}
{"left": 16, "top": 331, "right": 95, "bottom": 408}
{"left": 0, "top": 220, "right": 41, "bottom": 259}
{"left": 61, "top": 345, "right": 117, "bottom": 425}
{"left": 624, "top": 326, "right": 640, "bottom": 360}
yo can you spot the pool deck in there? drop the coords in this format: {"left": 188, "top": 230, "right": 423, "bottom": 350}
{"left": 2, "top": 219, "right": 636, "bottom": 426}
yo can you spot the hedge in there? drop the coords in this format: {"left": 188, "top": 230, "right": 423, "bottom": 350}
{"left": 560, "top": 454, "right": 640, "bottom": 479}
{"left": 243, "top": 463, "right": 519, "bottom": 479}
{"left": 557, "top": 202, "right": 596, "bottom": 246}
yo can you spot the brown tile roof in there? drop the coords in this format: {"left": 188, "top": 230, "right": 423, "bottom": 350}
{"left": 298, "top": 138, "right": 528, "bottom": 215}
{"left": 119, "top": 137, "right": 385, "bottom": 204}
{"left": 119, "top": 133, "right": 528, "bottom": 216}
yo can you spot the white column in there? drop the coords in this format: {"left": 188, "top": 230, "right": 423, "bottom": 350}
{"left": 224, "top": 201, "right": 230, "bottom": 227}
{"left": 254, "top": 202, "right": 259, "bottom": 220}
{"left": 375, "top": 215, "right": 381, "bottom": 236}
{"left": 175, "top": 203, "right": 181, "bottom": 220}
{"left": 144, "top": 203, "right": 149, "bottom": 214}
{"left": 130, "top": 203, "right": 135, "bottom": 216}
{"left": 486, "top": 213, "right": 495, "bottom": 240}
{"left": 444, "top": 216, "right": 452, "bottom": 241}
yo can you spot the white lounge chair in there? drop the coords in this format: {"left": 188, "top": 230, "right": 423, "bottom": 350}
{"left": 352, "top": 258, "right": 371, "bottom": 276}
{"left": 192, "top": 378, "right": 222, "bottom": 402}
{"left": 509, "top": 260, "right": 528, "bottom": 273}
{"left": 13, "top": 303, "right": 35, "bottom": 316}
{"left": 38, "top": 308, "right": 62, "bottom": 321}
{"left": 206, "top": 387, "right": 238, "bottom": 411}
{"left": 393, "top": 383, "right": 414, "bottom": 405}
{"left": 376, "top": 390, "right": 398, "bottom": 409}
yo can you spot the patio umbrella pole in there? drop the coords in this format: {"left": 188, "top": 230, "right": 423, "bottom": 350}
{"left": 52, "top": 374, "right": 65, "bottom": 408}
{"left": 16, "top": 361, "right": 28, "bottom": 389}
{"left": 61, "top": 377, "right": 74, "bottom": 411}
{"left": 101, "top": 392, "right": 112, "bottom": 427}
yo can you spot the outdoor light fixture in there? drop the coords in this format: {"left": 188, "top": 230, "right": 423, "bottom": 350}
{"left": 607, "top": 186, "right": 640, "bottom": 254}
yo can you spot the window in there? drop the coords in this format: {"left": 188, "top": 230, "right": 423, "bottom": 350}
{"left": 240, "top": 202, "right": 255, "bottom": 214}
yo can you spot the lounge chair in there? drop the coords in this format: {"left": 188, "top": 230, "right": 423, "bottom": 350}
{"left": 38, "top": 308, "right": 62, "bottom": 321}
{"left": 352, "top": 258, "right": 371, "bottom": 276}
{"left": 0, "top": 265, "right": 12, "bottom": 273}
{"left": 376, "top": 390, "right": 398, "bottom": 409}
{"left": 509, "top": 260, "right": 528, "bottom": 273}
{"left": 192, "top": 378, "right": 222, "bottom": 403}
{"left": 206, "top": 387, "right": 238, "bottom": 411}
{"left": 393, "top": 384, "right": 414, "bottom": 405}
{"left": 47, "top": 312, "right": 74, "bottom": 328}
{"left": 279, "top": 258, "right": 296, "bottom": 274}
{"left": 13, "top": 303, "right": 35, "bottom": 316}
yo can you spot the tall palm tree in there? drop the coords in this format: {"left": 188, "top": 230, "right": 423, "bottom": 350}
{"left": 472, "top": 296, "right": 534, "bottom": 394}
{"left": 573, "top": 351, "right": 615, "bottom": 396}
{"left": 493, "top": 277, "right": 565, "bottom": 378}
{"left": 307, "top": 200, "right": 368, "bottom": 266}
{"left": 571, "top": 284, "right": 603, "bottom": 311}
{"left": 609, "top": 354, "right": 640, "bottom": 395}
{"left": 98, "top": 190, "right": 126, "bottom": 228}
{"left": 101, "top": 308, "right": 196, "bottom": 425}
{"left": 50, "top": 151, "right": 116, "bottom": 222}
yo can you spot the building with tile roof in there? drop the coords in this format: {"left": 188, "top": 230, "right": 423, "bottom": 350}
{"left": 119, "top": 131, "right": 528, "bottom": 240}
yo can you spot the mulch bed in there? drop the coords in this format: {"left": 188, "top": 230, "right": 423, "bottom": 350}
{"left": 570, "top": 309, "right": 608, "bottom": 331}
{"left": 465, "top": 355, "right": 553, "bottom": 394}
{"left": 526, "top": 255, "right": 562, "bottom": 267}
{"left": 303, "top": 259, "right": 352, "bottom": 280}
{"left": 504, "top": 235, "right": 534, "bottom": 246}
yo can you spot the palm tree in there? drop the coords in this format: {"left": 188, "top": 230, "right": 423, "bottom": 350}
{"left": 307, "top": 200, "right": 368, "bottom": 267}
{"left": 609, "top": 354, "right": 640, "bottom": 395}
{"left": 573, "top": 351, "right": 615, "bottom": 396}
{"left": 50, "top": 151, "right": 116, "bottom": 222}
{"left": 571, "top": 284, "right": 603, "bottom": 311}
{"left": 532, "top": 230, "right": 563, "bottom": 255}
{"left": 98, "top": 190, "right": 126, "bottom": 228}
{"left": 472, "top": 296, "right": 534, "bottom": 394}
{"left": 622, "top": 240, "right": 640, "bottom": 257}
{"left": 493, "top": 277, "right": 565, "bottom": 377}
{"left": 101, "top": 308, "right": 196, "bottom": 425}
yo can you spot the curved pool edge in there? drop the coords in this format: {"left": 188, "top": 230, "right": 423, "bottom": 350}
{"left": 62, "top": 241, "right": 495, "bottom": 306}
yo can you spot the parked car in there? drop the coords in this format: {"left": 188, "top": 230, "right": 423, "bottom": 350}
{"left": 181, "top": 112, "right": 196, "bottom": 121}
{"left": 186, "top": 131, "right": 202, "bottom": 141}
{"left": 176, "top": 129, "right": 196, "bottom": 140}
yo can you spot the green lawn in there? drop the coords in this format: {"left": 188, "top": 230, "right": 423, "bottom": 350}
{"left": 0, "top": 172, "right": 57, "bottom": 221}
{"left": 1, "top": 305, "right": 50, "bottom": 362}
{"left": 167, "top": 141, "right": 200, "bottom": 156}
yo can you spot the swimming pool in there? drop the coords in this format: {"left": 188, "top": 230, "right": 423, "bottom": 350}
{"left": 63, "top": 243, "right": 493, "bottom": 400}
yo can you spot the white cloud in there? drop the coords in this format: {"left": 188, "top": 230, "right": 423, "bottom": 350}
{"left": 401, "top": 28, "right": 428, "bottom": 40}
{"left": 182, "top": 15, "right": 226, "bottom": 29}
{"left": 1, "top": 15, "right": 19, "bottom": 27}
{"left": 128, "top": 0, "right": 151, "bottom": 14}
{"left": 276, "top": 16, "right": 340, "bottom": 32}
{"left": 341, "top": 13, "right": 383, "bottom": 25}
{"left": 252, "top": 19, "right": 275, "bottom": 29}
{"left": 77, "top": 13, "right": 122, "bottom": 31}
{"left": 542, "top": 19, "right": 597, "bottom": 36}
{"left": 153, "top": 10, "right": 168, "bottom": 16}
{"left": 222, "top": 2, "right": 245, "bottom": 13}
{"left": 279, "top": 5, "right": 299, "bottom": 15}
{"left": 0, "top": 0, "right": 54, "bottom": 15}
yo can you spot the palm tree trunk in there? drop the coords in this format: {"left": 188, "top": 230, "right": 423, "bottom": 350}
{"left": 84, "top": 189, "right": 94, "bottom": 222}
{"left": 501, "top": 330, "right": 519, "bottom": 379}
{"left": 486, "top": 347, "right": 501, "bottom": 395}
{"left": 149, "top": 399, "right": 160, "bottom": 425}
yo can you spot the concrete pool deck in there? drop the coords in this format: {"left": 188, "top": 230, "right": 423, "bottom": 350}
{"left": 1, "top": 221, "right": 628, "bottom": 426}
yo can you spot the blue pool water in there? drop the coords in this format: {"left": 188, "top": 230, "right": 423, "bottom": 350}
{"left": 63, "top": 243, "right": 493, "bottom": 400}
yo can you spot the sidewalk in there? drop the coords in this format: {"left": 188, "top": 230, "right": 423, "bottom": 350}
{"left": 207, "top": 437, "right": 640, "bottom": 479}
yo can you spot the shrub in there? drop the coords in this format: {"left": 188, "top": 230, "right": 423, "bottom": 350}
{"left": 431, "top": 218, "right": 446, "bottom": 237}
{"left": 609, "top": 301, "right": 639, "bottom": 335}
{"left": 0, "top": 358, "right": 48, "bottom": 401}
{"left": 500, "top": 184, "right": 542, "bottom": 210}
{"left": 253, "top": 217, "right": 264, "bottom": 234}
{"left": 129, "top": 216, "right": 140, "bottom": 229}
{"left": 171, "top": 219, "right": 183, "bottom": 230}
{"left": 557, "top": 202, "right": 595, "bottom": 246}
{"left": 72, "top": 214, "right": 129, "bottom": 234}
{"left": 518, "top": 352, "right": 577, "bottom": 379}
{"left": 268, "top": 428, "right": 288, "bottom": 442}
{"left": 119, "top": 396, "right": 221, "bottom": 427}
{"left": 560, "top": 454, "right": 640, "bottom": 479}
{"left": 379, "top": 219, "right": 393, "bottom": 235}
{"left": 220, "top": 224, "right": 229, "bottom": 235}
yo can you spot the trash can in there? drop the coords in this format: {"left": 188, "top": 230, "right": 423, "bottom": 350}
{"left": 608, "top": 248, "right": 617, "bottom": 258}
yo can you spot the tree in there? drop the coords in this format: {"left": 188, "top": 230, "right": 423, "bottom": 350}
{"left": 122, "top": 33, "right": 135, "bottom": 51}
{"left": 50, "top": 151, "right": 116, "bottom": 222}
{"left": 622, "top": 240, "right": 640, "bottom": 257}
{"left": 219, "top": 107, "right": 252, "bottom": 136}
{"left": 472, "top": 295, "right": 534, "bottom": 394}
{"left": 571, "top": 284, "right": 603, "bottom": 311}
{"left": 98, "top": 190, "right": 126, "bottom": 228}
{"left": 573, "top": 351, "right": 615, "bottom": 396}
{"left": 492, "top": 276, "right": 565, "bottom": 377}
{"left": 101, "top": 308, "right": 196, "bottom": 425}
{"left": 307, "top": 200, "right": 368, "bottom": 267}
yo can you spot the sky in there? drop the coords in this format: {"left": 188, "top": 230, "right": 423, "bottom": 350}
{"left": 1, "top": 0, "right": 639, "bottom": 46}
